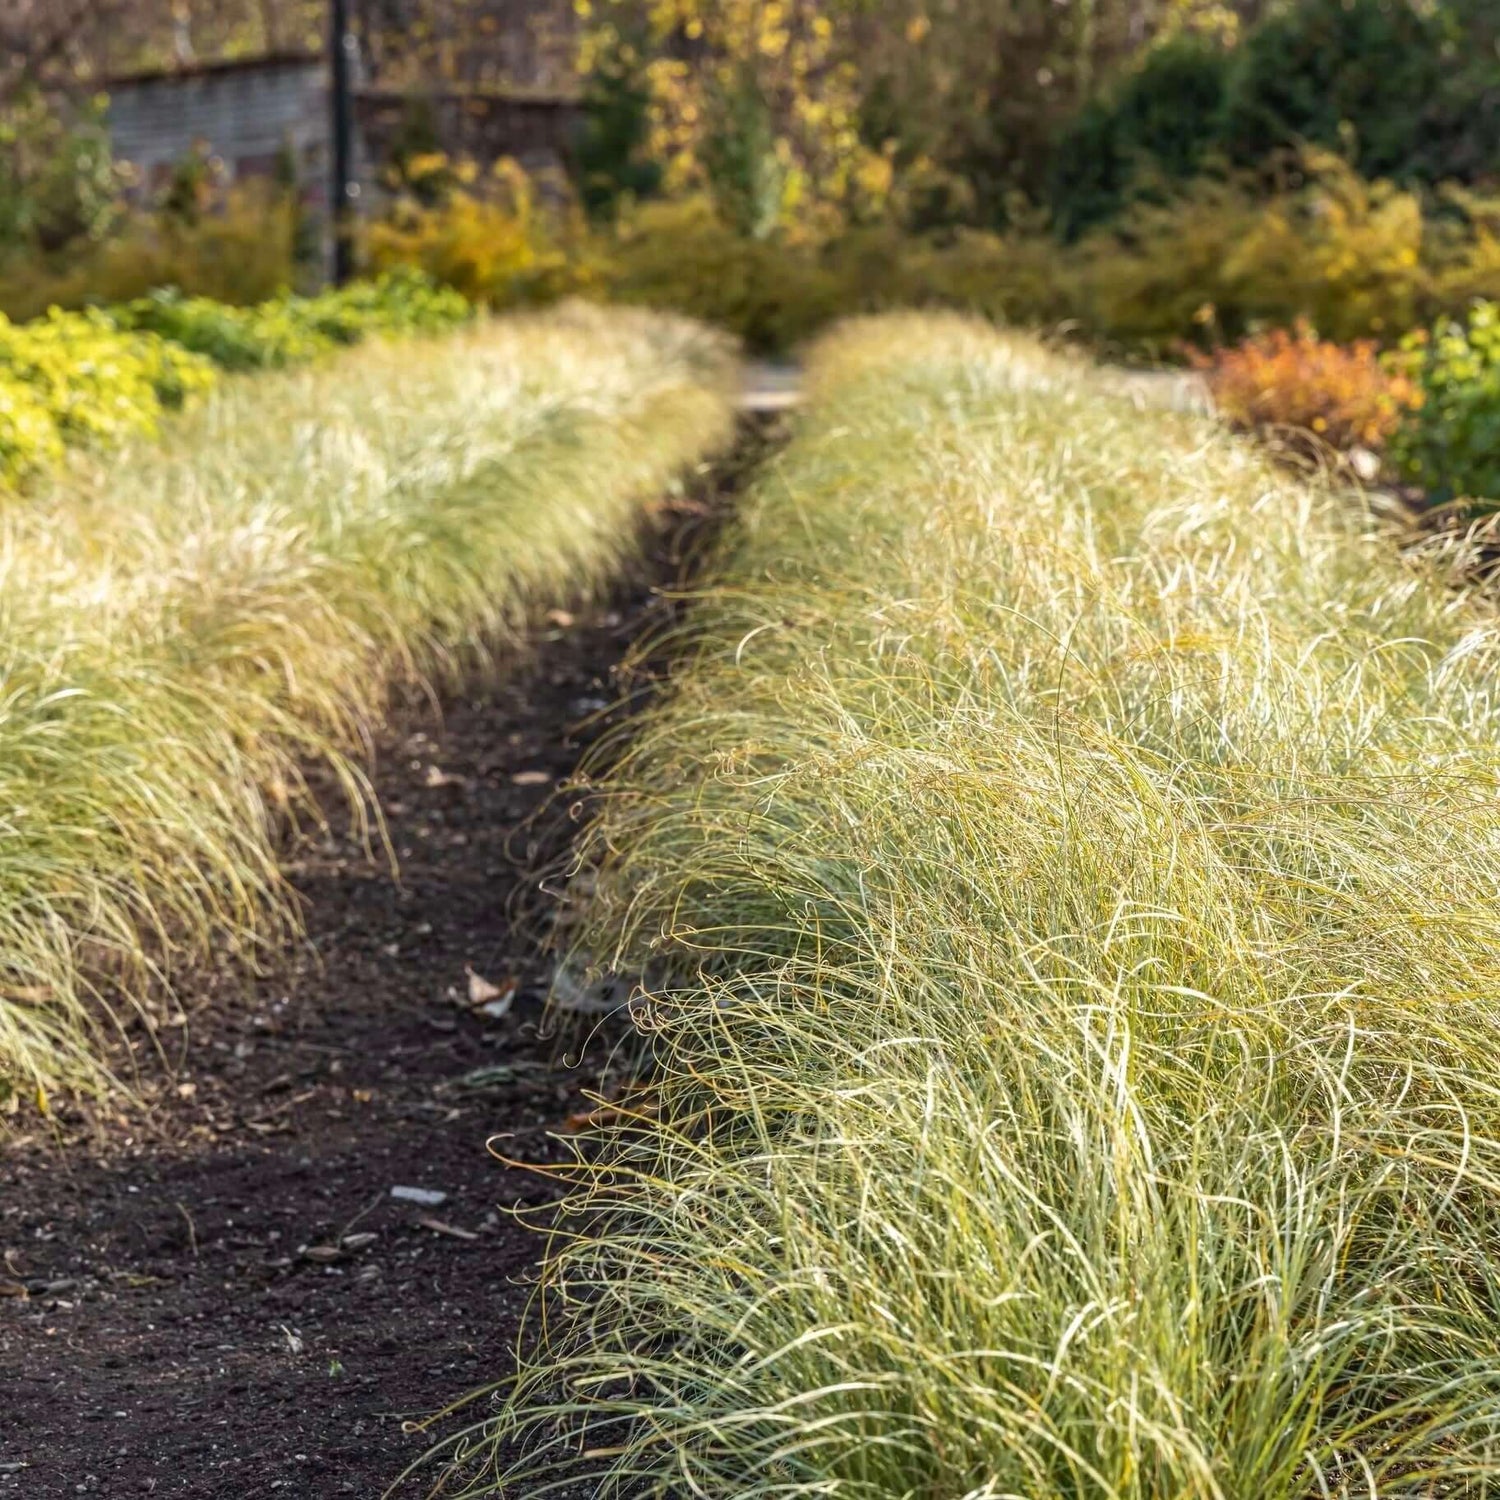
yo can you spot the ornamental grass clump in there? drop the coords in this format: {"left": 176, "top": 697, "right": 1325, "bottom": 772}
{"left": 457, "top": 314, "right": 1500, "bottom": 1497}
{"left": 0, "top": 303, "right": 736, "bottom": 1102}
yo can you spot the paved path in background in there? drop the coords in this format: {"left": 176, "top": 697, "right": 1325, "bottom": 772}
{"left": 741, "top": 361, "right": 804, "bottom": 415}
{"left": 740, "top": 357, "right": 1209, "bottom": 418}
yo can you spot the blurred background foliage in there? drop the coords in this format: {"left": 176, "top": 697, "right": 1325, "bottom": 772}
{"left": 0, "top": 0, "right": 1498, "bottom": 356}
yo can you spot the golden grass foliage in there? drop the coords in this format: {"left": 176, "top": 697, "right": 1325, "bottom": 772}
{"left": 456, "top": 315, "right": 1500, "bottom": 1496}
{"left": 0, "top": 304, "right": 736, "bottom": 1107}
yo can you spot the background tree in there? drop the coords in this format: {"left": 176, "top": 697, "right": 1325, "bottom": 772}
{"left": 578, "top": 0, "right": 890, "bottom": 234}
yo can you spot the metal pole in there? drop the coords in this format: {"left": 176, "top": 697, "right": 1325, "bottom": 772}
{"left": 330, "top": 0, "right": 356, "bottom": 285}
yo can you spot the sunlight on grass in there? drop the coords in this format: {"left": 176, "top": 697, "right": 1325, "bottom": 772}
{"left": 0, "top": 303, "right": 737, "bottom": 1103}
{"left": 460, "top": 314, "right": 1500, "bottom": 1497}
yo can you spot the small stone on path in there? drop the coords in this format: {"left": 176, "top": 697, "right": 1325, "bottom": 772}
{"left": 389, "top": 1186, "right": 447, "bottom": 1207}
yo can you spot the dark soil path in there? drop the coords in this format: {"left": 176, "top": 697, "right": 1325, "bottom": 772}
{"left": 0, "top": 479, "right": 742, "bottom": 1498}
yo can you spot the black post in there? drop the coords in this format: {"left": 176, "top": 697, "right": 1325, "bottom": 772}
{"left": 330, "top": 0, "right": 356, "bottom": 285}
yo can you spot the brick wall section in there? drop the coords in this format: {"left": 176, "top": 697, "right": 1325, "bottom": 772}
{"left": 107, "top": 57, "right": 346, "bottom": 206}
{"left": 106, "top": 56, "right": 582, "bottom": 203}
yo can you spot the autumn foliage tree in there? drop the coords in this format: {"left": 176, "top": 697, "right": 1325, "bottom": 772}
{"left": 577, "top": 0, "right": 892, "bottom": 236}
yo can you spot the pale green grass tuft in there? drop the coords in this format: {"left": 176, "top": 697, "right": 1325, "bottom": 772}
{"left": 0, "top": 302, "right": 737, "bottom": 1103}
{"left": 455, "top": 314, "right": 1500, "bottom": 1497}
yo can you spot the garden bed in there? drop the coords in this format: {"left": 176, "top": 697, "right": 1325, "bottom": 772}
{"left": 0, "top": 419, "right": 778, "bottom": 1492}
{"left": 460, "top": 314, "right": 1500, "bottom": 1497}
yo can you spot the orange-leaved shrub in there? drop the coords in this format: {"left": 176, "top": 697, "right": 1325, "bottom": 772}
{"left": 1193, "top": 321, "right": 1419, "bottom": 454}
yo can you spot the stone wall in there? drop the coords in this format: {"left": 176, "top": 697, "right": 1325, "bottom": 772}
{"left": 106, "top": 54, "right": 345, "bottom": 206}
{"left": 106, "top": 54, "right": 582, "bottom": 205}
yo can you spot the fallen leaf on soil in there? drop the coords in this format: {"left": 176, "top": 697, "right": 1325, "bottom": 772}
{"left": 510, "top": 770, "right": 551, "bottom": 786}
{"left": 246, "top": 1087, "right": 318, "bottom": 1126}
{"left": 464, "top": 967, "right": 516, "bottom": 1017}
{"left": 390, "top": 1185, "right": 447, "bottom": 1207}
{"left": 415, "top": 1216, "right": 478, "bottom": 1242}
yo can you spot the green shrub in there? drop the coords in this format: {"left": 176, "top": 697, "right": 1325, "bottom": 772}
{"left": 1388, "top": 299, "right": 1500, "bottom": 507}
{"left": 1050, "top": 36, "right": 1233, "bottom": 240}
{"left": 1043, "top": 0, "right": 1500, "bottom": 244}
{"left": 112, "top": 272, "right": 472, "bottom": 373}
{"left": 0, "top": 90, "right": 120, "bottom": 256}
{"left": 112, "top": 289, "right": 333, "bottom": 370}
{"left": 299, "top": 267, "right": 473, "bottom": 340}
{"left": 1222, "top": 0, "right": 1452, "bottom": 181}
{"left": 576, "top": 37, "right": 664, "bottom": 219}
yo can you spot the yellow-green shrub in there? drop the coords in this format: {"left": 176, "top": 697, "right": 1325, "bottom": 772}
{"left": 365, "top": 168, "right": 599, "bottom": 308}
{"left": 603, "top": 198, "right": 845, "bottom": 353}
{"left": 1063, "top": 156, "right": 1500, "bottom": 354}
{"left": 0, "top": 308, "right": 215, "bottom": 481}
{"left": 601, "top": 205, "right": 1073, "bottom": 354}
{"left": 1067, "top": 157, "right": 1427, "bottom": 352}
{"left": 0, "top": 379, "right": 64, "bottom": 482}
{"left": 375, "top": 156, "right": 1500, "bottom": 357}
{"left": 883, "top": 225, "right": 1078, "bottom": 327}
